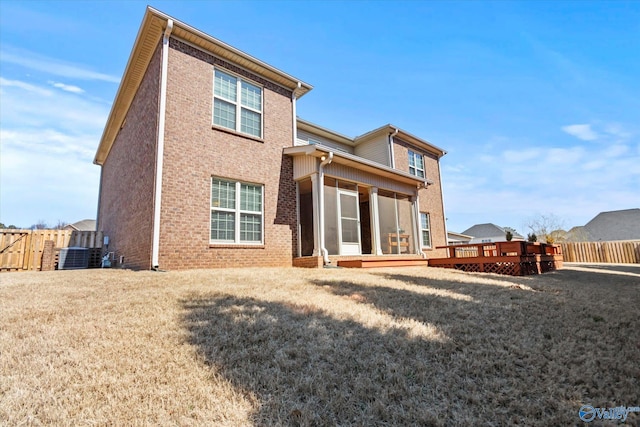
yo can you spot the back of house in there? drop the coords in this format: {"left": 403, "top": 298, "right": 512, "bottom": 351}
{"left": 94, "top": 7, "right": 448, "bottom": 270}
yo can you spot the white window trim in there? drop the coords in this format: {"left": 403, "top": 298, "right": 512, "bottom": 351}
{"left": 210, "top": 178, "right": 264, "bottom": 245}
{"left": 212, "top": 67, "right": 264, "bottom": 138}
{"left": 420, "top": 212, "right": 431, "bottom": 248}
{"left": 408, "top": 150, "right": 425, "bottom": 179}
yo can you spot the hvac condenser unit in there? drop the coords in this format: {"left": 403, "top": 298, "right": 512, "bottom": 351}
{"left": 58, "top": 247, "right": 89, "bottom": 270}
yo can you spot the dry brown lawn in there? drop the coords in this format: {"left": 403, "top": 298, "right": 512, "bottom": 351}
{"left": 1, "top": 264, "right": 638, "bottom": 426}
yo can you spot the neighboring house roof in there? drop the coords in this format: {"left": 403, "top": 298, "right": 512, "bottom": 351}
{"left": 94, "top": 6, "right": 313, "bottom": 166}
{"left": 447, "top": 231, "right": 473, "bottom": 240}
{"left": 461, "top": 223, "right": 524, "bottom": 239}
{"left": 582, "top": 208, "right": 640, "bottom": 241}
{"left": 64, "top": 219, "right": 96, "bottom": 231}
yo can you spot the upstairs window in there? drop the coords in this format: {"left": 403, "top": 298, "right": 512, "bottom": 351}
{"left": 213, "top": 69, "right": 262, "bottom": 138}
{"left": 408, "top": 150, "right": 425, "bottom": 178}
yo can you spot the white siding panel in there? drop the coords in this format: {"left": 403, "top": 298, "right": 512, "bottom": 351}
{"left": 297, "top": 129, "right": 354, "bottom": 154}
{"left": 293, "top": 155, "right": 317, "bottom": 180}
{"left": 354, "top": 134, "right": 390, "bottom": 166}
{"left": 324, "top": 163, "right": 416, "bottom": 195}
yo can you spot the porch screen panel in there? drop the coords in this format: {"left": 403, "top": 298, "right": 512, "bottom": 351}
{"left": 339, "top": 193, "right": 359, "bottom": 243}
{"left": 324, "top": 183, "right": 339, "bottom": 255}
{"left": 378, "top": 192, "right": 398, "bottom": 254}
{"left": 397, "top": 196, "right": 415, "bottom": 254}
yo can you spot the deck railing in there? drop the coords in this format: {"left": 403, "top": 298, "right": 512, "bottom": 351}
{"left": 428, "top": 241, "right": 563, "bottom": 276}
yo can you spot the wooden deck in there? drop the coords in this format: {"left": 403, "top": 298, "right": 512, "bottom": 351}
{"left": 428, "top": 241, "right": 563, "bottom": 276}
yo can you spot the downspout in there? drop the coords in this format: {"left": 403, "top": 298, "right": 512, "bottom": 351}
{"left": 388, "top": 127, "right": 398, "bottom": 168}
{"left": 151, "top": 19, "right": 173, "bottom": 270}
{"left": 318, "top": 151, "right": 333, "bottom": 265}
{"left": 415, "top": 184, "right": 427, "bottom": 259}
{"left": 292, "top": 82, "right": 301, "bottom": 146}
{"left": 437, "top": 160, "right": 448, "bottom": 249}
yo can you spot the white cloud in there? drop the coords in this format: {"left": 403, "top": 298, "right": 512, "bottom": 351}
{"left": 561, "top": 124, "right": 598, "bottom": 141}
{"left": 0, "top": 77, "right": 107, "bottom": 226}
{"left": 0, "top": 46, "right": 120, "bottom": 83}
{"left": 0, "top": 77, "right": 52, "bottom": 96}
{"left": 442, "top": 134, "right": 640, "bottom": 234}
{"left": 49, "top": 80, "right": 85, "bottom": 94}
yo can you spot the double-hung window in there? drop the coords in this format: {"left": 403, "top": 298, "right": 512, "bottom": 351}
{"left": 408, "top": 150, "right": 425, "bottom": 178}
{"left": 420, "top": 213, "right": 431, "bottom": 248}
{"left": 213, "top": 69, "right": 262, "bottom": 138}
{"left": 211, "top": 177, "right": 263, "bottom": 244}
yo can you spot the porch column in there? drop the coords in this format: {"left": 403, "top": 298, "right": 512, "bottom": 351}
{"left": 310, "top": 173, "right": 321, "bottom": 256}
{"left": 369, "top": 187, "right": 383, "bottom": 255}
{"left": 412, "top": 194, "right": 422, "bottom": 255}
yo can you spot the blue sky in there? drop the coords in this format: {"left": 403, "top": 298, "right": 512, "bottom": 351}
{"left": 1, "top": 0, "right": 638, "bottom": 234}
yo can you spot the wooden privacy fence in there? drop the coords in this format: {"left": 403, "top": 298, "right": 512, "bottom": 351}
{"left": 560, "top": 241, "right": 640, "bottom": 264}
{"left": 0, "top": 229, "right": 103, "bottom": 272}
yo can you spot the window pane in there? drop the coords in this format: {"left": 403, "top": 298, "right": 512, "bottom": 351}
{"left": 422, "top": 230, "right": 431, "bottom": 247}
{"left": 415, "top": 154, "right": 424, "bottom": 170}
{"left": 240, "top": 213, "right": 262, "bottom": 242}
{"left": 211, "top": 211, "right": 235, "bottom": 241}
{"left": 421, "top": 213, "right": 431, "bottom": 247}
{"left": 212, "top": 178, "right": 236, "bottom": 209}
{"left": 214, "top": 98, "right": 236, "bottom": 130}
{"left": 241, "top": 81, "right": 261, "bottom": 111}
{"left": 417, "top": 169, "right": 425, "bottom": 178}
{"left": 214, "top": 70, "right": 237, "bottom": 102}
{"left": 409, "top": 152, "right": 416, "bottom": 167}
{"left": 241, "top": 108, "right": 261, "bottom": 137}
{"left": 240, "top": 184, "right": 262, "bottom": 212}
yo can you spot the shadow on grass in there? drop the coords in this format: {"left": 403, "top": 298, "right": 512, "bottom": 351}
{"left": 181, "top": 270, "right": 639, "bottom": 426}
{"left": 182, "top": 295, "right": 447, "bottom": 426}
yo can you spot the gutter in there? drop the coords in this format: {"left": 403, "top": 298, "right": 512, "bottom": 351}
{"left": 151, "top": 19, "right": 173, "bottom": 270}
{"left": 318, "top": 151, "right": 334, "bottom": 265}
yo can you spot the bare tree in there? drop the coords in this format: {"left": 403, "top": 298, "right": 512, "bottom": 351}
{"left": 30, "top": 220, "right": 48, "bottom": 230}
{"left": 524, "top": 213, "right": 565, "bottom": 244}
{"left": 54, "top": 220, "right": 69, "bottom": 230}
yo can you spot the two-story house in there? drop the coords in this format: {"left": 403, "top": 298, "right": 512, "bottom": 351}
{"left": 94, "top": 7, "right": 448, "bottom": 270}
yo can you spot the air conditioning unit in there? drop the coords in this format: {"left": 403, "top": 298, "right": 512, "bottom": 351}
{"left": 58, "top": 247, "right": 89, "bottom": 270}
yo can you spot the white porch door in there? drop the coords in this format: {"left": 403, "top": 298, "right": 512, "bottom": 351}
{"left": 338, "top": 189, "right": 361, "bottom": 255}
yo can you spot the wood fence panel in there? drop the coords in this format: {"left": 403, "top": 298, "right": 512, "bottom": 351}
{"left": 560, "top": 241, "right": 640, "bottom": 264}
{"left": 1, "top": 229, "right": 103, "bottom": 272}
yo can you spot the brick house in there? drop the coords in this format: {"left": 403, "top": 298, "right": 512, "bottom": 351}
{"left": 94, "top": 7, "right": 448, "bottom": 270}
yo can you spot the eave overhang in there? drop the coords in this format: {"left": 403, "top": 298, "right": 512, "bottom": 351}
{"left": 94, "top": 6, "right": 313, "bottom": 166}
{"left": 284, "top": 145, "right": 434, "bottom": 187}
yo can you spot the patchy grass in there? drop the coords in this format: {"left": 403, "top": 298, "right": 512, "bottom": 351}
{"left": 1, "top": 265, "right": 638, "bottom": 426}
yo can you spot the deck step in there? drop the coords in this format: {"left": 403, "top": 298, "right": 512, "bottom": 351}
{"left": 337, "top": 259, "right": 429, "bottom": 268}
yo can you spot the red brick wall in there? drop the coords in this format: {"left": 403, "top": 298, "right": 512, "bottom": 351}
{"left": 97, "top": 43, "right": 161, "bottom": 270}
{"left": 393, "top": 138, "right": 448, "bottom": 258}
{"left": 157, "top": 39, "right": 296, "bottom": 269}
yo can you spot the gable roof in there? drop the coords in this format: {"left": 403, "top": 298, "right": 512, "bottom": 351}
{"left": 461, "top": 223, "right": 524, "bottom": 239}
{"left": 94, "top": 6, "right": 313, "bottom": 166}
{"left": 583, "top": 208, "right": 640, "bottom": 241}
{"left": 297, "top": 118, "right": 447, "bottom": 159}
{"left": 64, "top": 219, "right": 96, "bottom": 231}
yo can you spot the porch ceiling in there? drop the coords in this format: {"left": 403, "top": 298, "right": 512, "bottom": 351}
{"left": 284, "top": 145, "right": 433, "bottom": 187}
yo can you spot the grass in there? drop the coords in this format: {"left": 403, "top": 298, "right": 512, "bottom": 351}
{"left": 1, "top": 264, "right": 639, "bottom": 426}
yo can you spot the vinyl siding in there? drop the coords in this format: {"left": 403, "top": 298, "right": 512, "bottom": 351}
{"left": 354, "top": 134, "right": 390, "bottom": 166}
